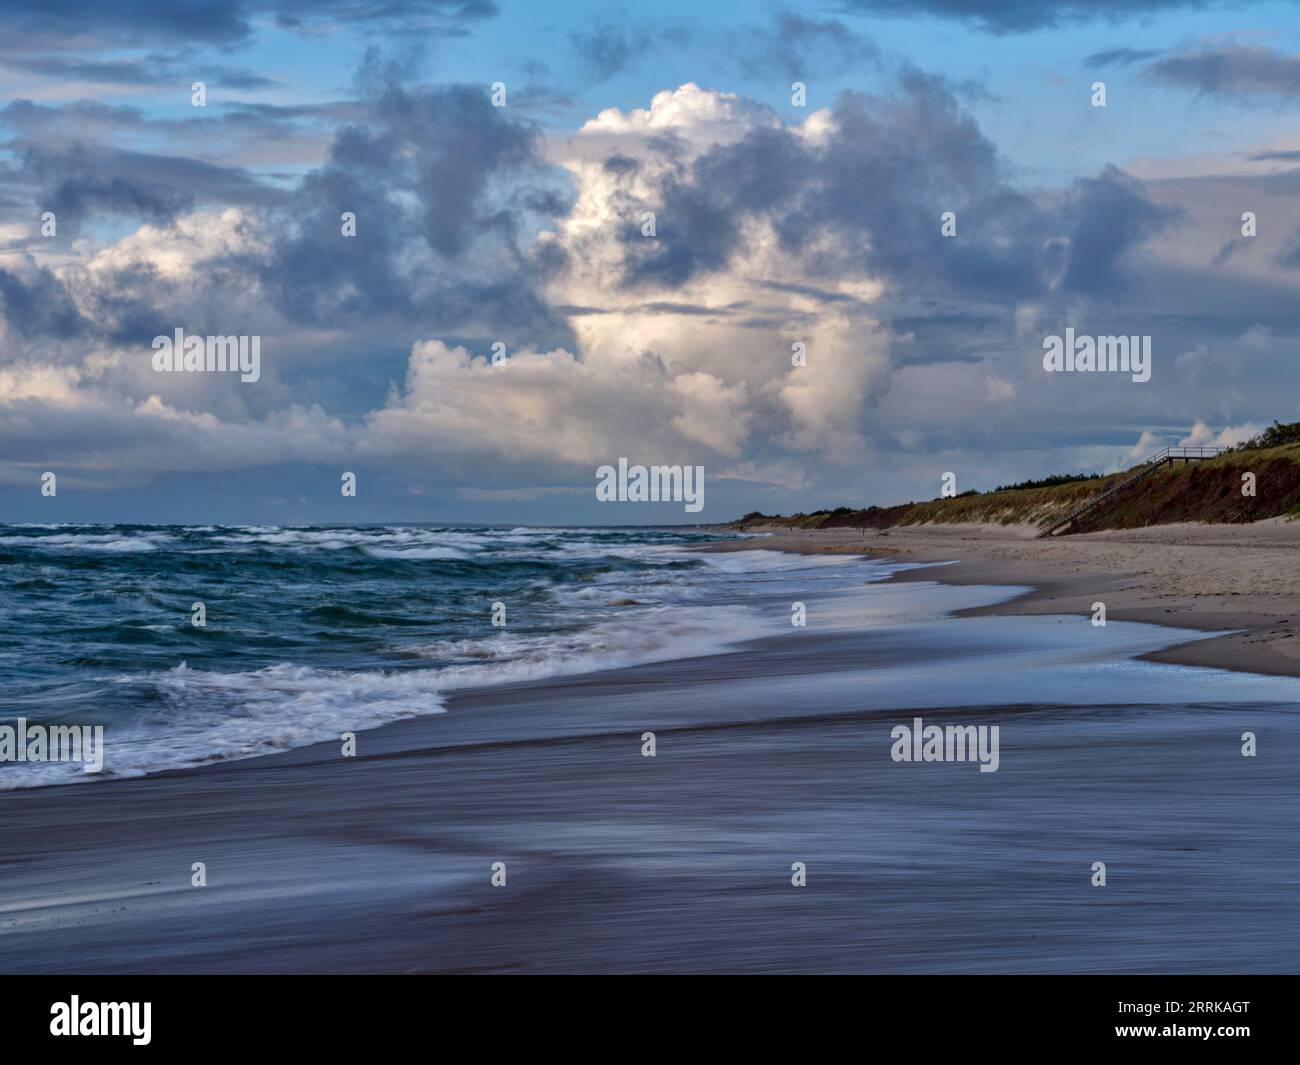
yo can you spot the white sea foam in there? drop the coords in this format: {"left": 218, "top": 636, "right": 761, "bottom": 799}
{"left": 0, "top": 663, "right": 451, "bottom": 790}
{"left": 0, "top": 525, "right": 783, "bottom": 788}
{"left": 691, "top": 548, "right": 867, "bottom": 573}
{"left": 412, "top": 603, "right": 773, "bottom": 689}
{"left": 212, "top": 527, "right": 482, "bottom": 556}
{"left": 360, "top": 546, "right": 471, "bottom": 560}
{"left": 0, "top": 532, "right": 173, "bottom": 553}
{"left": 0, "top": 600, "right": 770, "bottom": 789}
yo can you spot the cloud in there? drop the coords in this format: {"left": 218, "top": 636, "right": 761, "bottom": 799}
{"left": 254, "top": 82, "right": 570, "bottom": 336}
{"left": 20, "top": 144, "right": 283, "bottom": 231}
{"left": 668, "top": 371, "right": 752, "bottom": 456}
{"left": 567, "top": 11, "right": 874, "bottom": 88}
{"left": 1128, "top": 429, "right": 1164, "bottom": 462}
{"left": 1086, "top": 48, "right": 1162, "bottom": 67}
{"left": 0, "top": 258, "right": 89, "bottom": 340}
{"left": 1173, "top": 325, "right": 1270, "bottom": 383}
{"left": 1277, "top": 222, "right": 1300, "bottom": 269}
{"left": 457, "top": 484, "right": 587, "bottom": 501}
{"left": 0, "top": 70, "right": 1280, "bottom": 517}
{"left": 1248, "top": 149, "right": 1300, "bottom": 162}
{"left": 0, "top": 53, "right": 277, "bottom": 89}
{"left": 1178, "top": 419, "right": 1261, "bottom": 448}
{"left": 736, "top": 12, "right": 878, "bottom": 80}
{"left": 985, "top": 375, "right": 1016, "bottom": 402}
{"left": 1145, "top": 44, "right": 1300, "bottom": 98}
{"left": 0, "top": 0, "right": 250, "bottom": 49}
{"left": 0, "top": 98, "right": 357, "bottom": 175}
{"left": 838, "top": 0, "right": 1231, "bottom": 35}
{"left": 1060, "top": 166, "right": 1180, "bottom": 296}
{"left": 0, "top": 0, "right": 498, "bottom": 50}
{"left": 589, "top": 74, "right": 1171, "bottom": 308}
{"left": 2, "top": 82, "right": 918, "bottom": 487}
{"left": 570, "top": 20, "right": 639, "bottom": 82}
{"left": 364, "top": 340, "right": 727, "bottom": 469}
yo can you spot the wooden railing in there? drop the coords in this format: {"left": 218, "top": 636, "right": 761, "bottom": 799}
{"left": 1038, "top": 445, "right": 1230, "bottom": 537}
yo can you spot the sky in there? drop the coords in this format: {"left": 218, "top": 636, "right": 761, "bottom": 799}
{"left": 3, "top": 0, "right": 1300, "bottom": 524}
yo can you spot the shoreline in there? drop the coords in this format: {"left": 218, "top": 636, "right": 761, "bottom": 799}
{"left": 703, "top": 521, "right": 1300, "bottom": 680}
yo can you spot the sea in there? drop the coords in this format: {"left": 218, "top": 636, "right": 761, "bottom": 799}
{"left": 0, "top": 523, "right": 831, "bottom": 787}
{"left": 3, "top": 521, "right": 1297, "bottom": 789}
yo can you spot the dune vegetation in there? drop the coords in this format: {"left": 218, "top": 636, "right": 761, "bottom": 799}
{"left": 730, "top": 421, "right": 1300, "bottom": 534}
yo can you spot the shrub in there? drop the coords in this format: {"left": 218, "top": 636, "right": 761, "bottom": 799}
{"left": 993, "top": 472, "right": 1103, "bottom": 492}
{"left": 1240, "top": 420, "right": 1300, "bottom": 451}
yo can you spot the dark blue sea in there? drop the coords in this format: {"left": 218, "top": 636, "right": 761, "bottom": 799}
{"left": 0, "top": 523, "right": 856, "bottom": 786}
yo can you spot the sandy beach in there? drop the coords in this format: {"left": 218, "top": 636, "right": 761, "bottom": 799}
{"left": 709, "top": 520, "right": 1300, "bottom": 680}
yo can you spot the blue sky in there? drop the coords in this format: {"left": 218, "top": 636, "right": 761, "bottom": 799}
{"left": 30, "top": 0, "right": 1297, "bottom": 183}
{"left": 3, "top": 0, "right": 1300, "bottom": 523}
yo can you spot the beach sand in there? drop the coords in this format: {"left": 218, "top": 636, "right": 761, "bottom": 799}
{"left": 709, "top": 519, "right": 1300, "bottom": 679}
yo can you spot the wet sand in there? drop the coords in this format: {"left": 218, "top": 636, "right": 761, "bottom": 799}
{"left": 708, "top": 521, "right": 1300, "bottom": 679}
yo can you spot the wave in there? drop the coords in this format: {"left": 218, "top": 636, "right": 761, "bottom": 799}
{"left": 411, "top": 603, "right": 773, "bottom": 689}
{"left": 0, "top": 663, "right": 450, "bottom": 790}
{"left": 0, "top": 601, "right": 771, "bottom": 789}
{"left": 0, "top": 531, "right": 174, "bottom": 553}
{"left": 0, "top": 523, "right": 780, "bottom": 788}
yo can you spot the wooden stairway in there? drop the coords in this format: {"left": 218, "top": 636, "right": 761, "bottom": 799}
{"left": 1037, "top": 446, "right": 1228, "bottom": 538}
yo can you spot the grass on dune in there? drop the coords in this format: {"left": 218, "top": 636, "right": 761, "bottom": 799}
{"left": 731, "top": 422, "right": 1300, "bottom": 534}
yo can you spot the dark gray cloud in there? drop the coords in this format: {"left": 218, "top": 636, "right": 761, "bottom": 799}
{"left": 1249, "top": 149, "right": 1300, "bottom": 162}
{"left": 1145, "top": 44, "right": 1300, "bottom": 97}
{"left": 612, "top": 71, "right": 1173, "bottom": 303}
{"left": 1086, "top": 47, "right": 1162, "bottom": 66}
{"left": 565, "top": 18, "right": 698, "bottom": 87}
{"left": 736, "top": 12, "right": 877, "bottom": 80}
{"left": 0, "top": 52, "right": 277, "bottom": 89}
{"left": 269, "top": 0, "right": 497, "bottom": 35}
{"left": 567, "top": 12, "right": 873, "bottom": 86}
{"left": 19, "top": 143, "right": 284, "bottom": 229}
{"left": 0, "top": 0, "right": 248, "bottom": 49}
{"left": 570, "top": 21, "right": 638, "bottom": 82}
{"left": 1211, "top": 236, "right": 1249, "bottom": 267}
{"left": 0, "top": 76, "right": 571, "bottom": 353}
{"left": 0, "top": 60, "right": 1182, "bottom": 373}
{"left": 838, "top": 0, "right": 1236, "bottom": 35}
{"left": 0, "top": 98, "right": 355, "bottom": 183}
{"left": 0, "top": 97, "right": 354, "bottom": 136}
{"left": 1060, "top": 166, "right": 1181, "bottom": 295}
{"left": 258, "top": 83, "right": 570, "bottom": 337}
{"left": 498, "top": 61, "right": 581, "bottom": 115}
{"left": 757, "top": 280, "right": 856, "bottom": 303}
{"left": 640, "top": 300, "right": 749, "bottom": 316}
{"left": 0, "top": 98, "right": 151, "bottom": 134}
{"left": 1278, "top": 227, "right": 1300, "bottom": 269}
{"left": 0, "top": 264, "right": 89, "bottom": 340}
{"left": 0, "top": 0, "right": 497, "bottom": 49}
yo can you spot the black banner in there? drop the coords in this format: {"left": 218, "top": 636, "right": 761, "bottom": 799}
{"left": 0, "top": 976, "right": 1287, "bottom": 1052}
